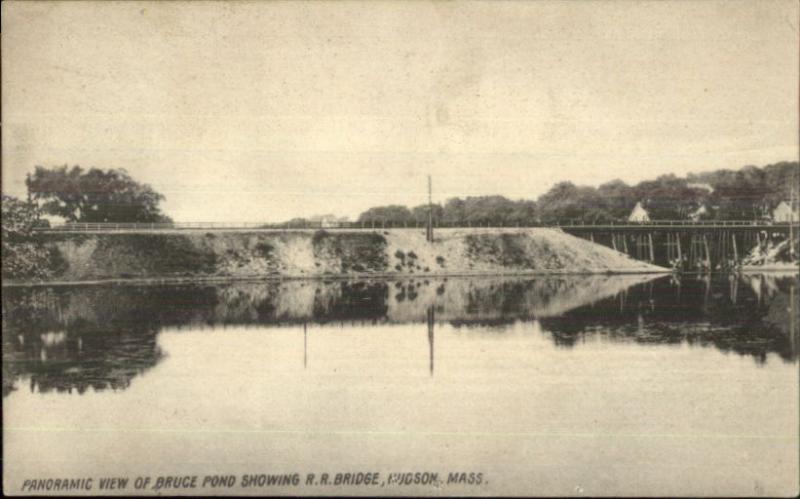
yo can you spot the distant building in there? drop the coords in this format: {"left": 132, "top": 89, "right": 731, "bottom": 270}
{"left": 688, "top": 182, "right": 714, "bottom": 194}
{"left": 772, "top": 201, "right": 798, "bottom": 222}
{"left": 311, "top": 214, "right": 349, "bottom": 228}
{"left": 628, "top": 202, "right": 650, "bottom": 222}
{"left": 688, "top": 204, "right": 708, "bottom": 222}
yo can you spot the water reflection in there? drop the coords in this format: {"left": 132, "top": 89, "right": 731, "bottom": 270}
{"left": 2, "top": 273, "right": 797, "bottom": 396}
{"left": 540, "top": 273, "right": 799, "bottom": 364}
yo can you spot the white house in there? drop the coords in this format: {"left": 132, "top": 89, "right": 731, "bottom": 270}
{"left": 687, "top": 182, "right": 714, "bottom": 194}
{"left": 688, "top": 204, "right": 708, "bottom": 222}
{"left": 628, "top": 202, "right": 650, "bottom": 222}
{"left": 311, "top": 214, "right": 349, "bottom": 228}
{"left": 772, "top": 201, "right": 798, "bottom": 223}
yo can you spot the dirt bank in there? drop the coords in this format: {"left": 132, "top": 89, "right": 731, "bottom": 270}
{"left": 10, "top": 228, "right": 666, "bottom": 284}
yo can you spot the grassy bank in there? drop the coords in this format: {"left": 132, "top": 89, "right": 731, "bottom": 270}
{"left": 4, "top": 228, "right": 666, "bottom": 284}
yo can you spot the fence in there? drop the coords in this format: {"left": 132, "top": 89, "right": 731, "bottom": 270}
{"left": 32, "top": 219, "right": 799, "bottom": 232}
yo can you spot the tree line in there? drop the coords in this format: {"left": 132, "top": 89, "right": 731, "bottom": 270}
{"left": 357, "top": 161, "right": 799, "bottom": 225}
{"left": 4, "top": 161, "right": 798, "bottom": 228}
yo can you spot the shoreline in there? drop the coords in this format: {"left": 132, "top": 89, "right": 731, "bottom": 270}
{"left": 1, "top": 268, "right": 673, "bottom": 288}
{"left": 6, "top": 266, "right": 798, "bottom": 288}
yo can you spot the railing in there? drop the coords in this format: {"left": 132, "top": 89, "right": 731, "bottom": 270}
{"left": 32, "top": 219, "right": 799, "bottom": 232}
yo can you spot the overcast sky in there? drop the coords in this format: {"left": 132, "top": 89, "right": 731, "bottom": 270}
{"left": 2, "top": 1, "right": 798, "bottom": 222}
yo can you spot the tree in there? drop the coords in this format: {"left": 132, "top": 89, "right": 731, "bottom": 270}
{"left": 439, "top": 196, "right": 537, "bottom": 225}
{"left": 537, "top": 182, "right": 599, "bottom": 223}
{"left": 597, "top": 179, "right": 635, "bottom": 219}
{"left": 357, "top": 205, "right": 413, "bottom": 224}
{"left": 634, "top": 174, "right": 706, "bottom": 220}
{"left": 441, "top": 198, "right": 466, "bottom": 222}
{"left": 26, "top": 165, "right": 172, "bottom": 223}
{"left": 411, "top": 203, "right": 444, "bottom": 224}
{"left": 1, "top": 195, "right": 61, "bottom": 279}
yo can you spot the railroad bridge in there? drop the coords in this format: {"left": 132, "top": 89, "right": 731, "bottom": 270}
{"left": 35, "top": 220, "right": 799, "bottom": 270}
{"left": 561, "top": 221, "right": 798, "bottom": 270}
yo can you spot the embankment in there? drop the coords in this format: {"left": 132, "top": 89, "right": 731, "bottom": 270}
{"left": 10, "top": 228, "right": 666, "bottom": 284}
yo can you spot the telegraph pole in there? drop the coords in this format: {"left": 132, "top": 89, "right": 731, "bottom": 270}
{"left": 791, "top": 165, "right": 797, "bottom": 260}
{"left": 25, "top": 173, "right": 40, "bottom": 221}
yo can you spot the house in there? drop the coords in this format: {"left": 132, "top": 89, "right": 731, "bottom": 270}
{"left": 311, "top": 214, "right": 349, "bottom": 228}
{"left": 687, "top": 182, "right": 714, "bottom": 194}
{"left": 628, "top": 202, "right": 650, "bottom": 222}
{"left": 772, "top": 201, "right": 798, "bottom": 223}
{"left": 688, "top": 204, "right": 708, "bottom": 222}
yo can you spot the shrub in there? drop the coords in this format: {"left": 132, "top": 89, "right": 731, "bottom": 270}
{"left": 255, "top": 242, "right": 274, "bottom": 258}
{"left": 1, "top": 195, "right": 62, "bottom": 280}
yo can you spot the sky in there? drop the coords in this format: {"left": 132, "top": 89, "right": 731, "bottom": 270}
{"left": 2, "top": 0, "right": 798, "bottom": 222}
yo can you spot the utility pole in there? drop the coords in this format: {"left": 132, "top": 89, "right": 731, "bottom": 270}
{"left": 427, "top": 175, "right": 433, "bottom": 242}
{"left": 25, "top": 173, "right": 40, "bottom": 221}
{"left": 791, "top": 165, "right": 797, "bottom": 260}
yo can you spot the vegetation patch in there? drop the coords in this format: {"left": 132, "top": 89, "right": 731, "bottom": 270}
{"left": 312, "top": 231, "right": 388, "bottom": 273}
{"left": 466, "top": 234, "right": 534, "bottom": 268}
{"left": 254, "top": 242, "right": 274, "bottom": 258}
{"left": 90, "top": 234, "right": 217, "bottom": 278}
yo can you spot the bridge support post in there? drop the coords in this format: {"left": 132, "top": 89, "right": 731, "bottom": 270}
{"left": 648, "top": 233, "right": 655, "bottom": 262}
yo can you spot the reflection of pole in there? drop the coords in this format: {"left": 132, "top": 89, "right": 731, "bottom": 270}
{"left": 427, "top": 175, "right": 434, "bottom": 243}
{"left": 790, "top": 282, "right": 797, "bottom": 358}
{"left": 427, "top": 305, "right": 435, "bottom": 376}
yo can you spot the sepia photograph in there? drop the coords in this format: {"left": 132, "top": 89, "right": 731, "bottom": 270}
{"left": 2, "top": 0, "right": 799, "bottom": 496}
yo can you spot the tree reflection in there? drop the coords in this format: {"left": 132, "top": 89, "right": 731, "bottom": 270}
{"left": 2, "top": 287, "right": 164, "bottom": 396}
{"left": 539, "top": 273, "right": 799, "bottom": 363}
{"left": 2, "top": 273, "right": 797, "bottom": 396}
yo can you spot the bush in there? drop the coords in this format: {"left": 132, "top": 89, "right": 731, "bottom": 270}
{"left": 255, "top": 242, "right": 274, "bottom": 258}
{"left": 1, "top": 195, "right": 61, "bottom": 280}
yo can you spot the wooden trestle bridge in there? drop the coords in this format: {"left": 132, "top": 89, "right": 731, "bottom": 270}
{"left": 560, "top": 221, "right": 798, "bottom": 269}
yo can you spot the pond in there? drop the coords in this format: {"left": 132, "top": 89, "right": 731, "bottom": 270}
{"left": 2, "top": 273, "right": 798, "bottom": 496}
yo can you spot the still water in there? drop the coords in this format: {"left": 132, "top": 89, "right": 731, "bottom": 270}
{"left": 3, "top": 274, "right": 798, "bottom": 496}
